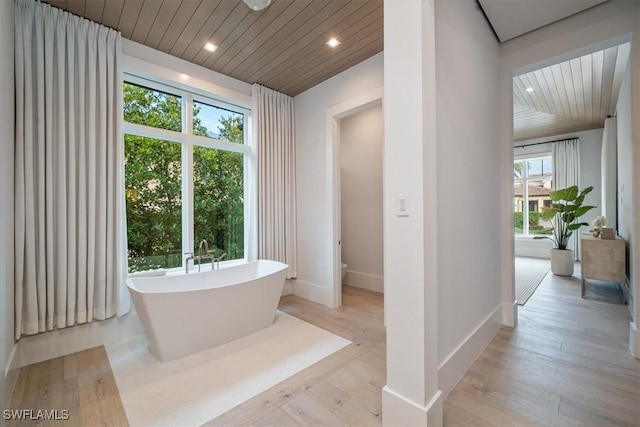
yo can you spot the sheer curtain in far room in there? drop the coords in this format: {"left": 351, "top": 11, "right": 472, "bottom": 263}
{"left": 553, "top": 138, "right": 581, "bottom": 260}
{"left": 14, "top": 0, "right": 128, "bottom": 339}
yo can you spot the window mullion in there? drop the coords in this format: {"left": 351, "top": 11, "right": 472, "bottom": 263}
{"left": 123, "top": 122, "right": 187, "bottom": 144}
{"left": 182, "top": 94, "right": 194, "bottom": 265}
{"left": 524, "top": 177, "right": 530, "bottom": 236}
{"left": 245, "top": 113, "right": 255, "bottom": 261}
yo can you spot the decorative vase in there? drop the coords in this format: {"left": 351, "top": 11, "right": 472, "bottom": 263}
{"left": 550, "top": 248, "right": 574, "bottom": 276}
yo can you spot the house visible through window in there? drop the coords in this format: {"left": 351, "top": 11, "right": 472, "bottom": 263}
{"left": 513, "top": 156, "right": 553, "bottom": 237}
{"left": 123, "top": 77, "right": 250, "bottom": 272}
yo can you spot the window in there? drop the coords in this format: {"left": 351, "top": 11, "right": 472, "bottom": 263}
{"left": 193, "top": 101, "right": 244, "bottom": 143}
{"left": 513, "top": 156, "right": 553, "bottom": 237}
{"left": 193, "top": 147, "right": 244, "bottom": 260}
{"left": 125, "top": 136, "right": 182, "bottom": 271}
{"left": 124, "top": 77, "right": 251, "bottom": 272}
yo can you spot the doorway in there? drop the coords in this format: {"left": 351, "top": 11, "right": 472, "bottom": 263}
{"left": 339, "top": 105, "right": 384, "bottom": 296}
{"left": 325, "top": 88, "right": 383, "bottom": 308}
{"left": 510, "top": 38, "right": 631, "bottom": 307}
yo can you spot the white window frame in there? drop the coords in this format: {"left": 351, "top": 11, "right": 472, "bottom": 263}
{"left": 514, "top": 153, "right": 553, "bottom": 237}
{"left": 123, "top": 73, "right": 254, "bottom": 272}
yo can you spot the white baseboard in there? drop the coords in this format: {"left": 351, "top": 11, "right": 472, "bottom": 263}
{"left": 514, "top": 237, "right": 552, "bottom": 259}
{"left": 4, "top": 342, "right": 17, "bottom": 378}
{"left": 343, "top": 270, "right": 383, "bottom": 293}
{"left": 289, "top": 279, "right": 330, "bottom": 306}
{"left": 438, "top": 304, "right": 502, "bottom": 398}
{"left": 4, "top": 343, "right": 19, "bottom": 410}
{"left": 624, "top": 276, "right": 633, "bottom": 318}
{"left": 16, "top": 311, "right": 144, "bottom": 368}
{"left": 630, "top": 322, "right": 639, "bottom": 359}
{"left": 502, "top": 301, "right": 518, "bottom": 327}
{"left": 382, "top": 386, "right": 442, "bottom": 426}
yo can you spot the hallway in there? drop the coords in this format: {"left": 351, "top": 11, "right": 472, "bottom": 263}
{"left": 444, "top": 265, "right": 639, "bottom": 426}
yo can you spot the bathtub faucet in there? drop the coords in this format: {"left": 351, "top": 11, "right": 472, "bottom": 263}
{"left": 213, "top": 252, "right": 227, "bottom": 270}
{"left": 198, "top": 239, "right": 212, "bottom": 272}
{"left": 184, "top": 252, "right": 196, "bottom": 274}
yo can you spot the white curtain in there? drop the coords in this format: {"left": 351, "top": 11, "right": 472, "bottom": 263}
{"left": 253, "top": 84, "right": 297, "bottom": 278}
{"left": 601, "top": 117, "right": 617, "bottom": 231}
{"left": 14, "top": 0, "right": 128, "bottom": 339}
{"left": 553, "top": 138, "right": 580, "bottom": 260}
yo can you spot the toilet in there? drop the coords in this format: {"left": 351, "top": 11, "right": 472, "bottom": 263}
{"left": 341, "top": 263, "right": 347, "bottom": 281}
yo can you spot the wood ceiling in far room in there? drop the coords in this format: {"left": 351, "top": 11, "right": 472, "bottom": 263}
{"left": 41, "top": 0, "right": 383, "bottom": 97}
{"left": 513, "top": 43, "right": 630, "bottom": 142}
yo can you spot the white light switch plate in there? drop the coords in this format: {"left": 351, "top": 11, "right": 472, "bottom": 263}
{"left": 397, "top": 194, "right": 409, "bottom": 217}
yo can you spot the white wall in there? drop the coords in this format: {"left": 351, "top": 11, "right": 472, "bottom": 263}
{"left": 513, "top": 128, "right": 604, "bottom": 258}
{"left": 0, "top": 0, "right": 16, "bottom": 415}
{"left": 294, "top": 53, "right": 383, "bottom": 305}
{"left": 434, "top": 0, "right": 502, "bottom": 395}
{"left": 616, "top": 59, "right": 634, "bottom": 317}
{"left": 498, "top": 0, "right": 640, "bottom": 357}
{"left": 123, "top": 39, "right": 252, "bottom": 108}
{"left": 340, "top": 105, "right": 383, "bottom": 293}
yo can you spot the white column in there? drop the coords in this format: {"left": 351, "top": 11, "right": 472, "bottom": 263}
{"left": 499, "top": 62, "right": 517, "bottom": 327}
{"left": 382, "top": 1, "right": 442, "bottom": 425}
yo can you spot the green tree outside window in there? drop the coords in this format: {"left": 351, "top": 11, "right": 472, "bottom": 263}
{"left": 124, "top": 83, "right": 244, "bottom": 272}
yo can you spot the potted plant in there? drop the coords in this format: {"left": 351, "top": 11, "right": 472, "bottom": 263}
{"left": 534, "top": 185, "right": 596, "bottom": 276}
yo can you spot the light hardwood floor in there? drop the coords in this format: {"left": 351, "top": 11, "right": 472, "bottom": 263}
{"left": 8, "top": 277, "right": 639, "bottom": 426}
{"left": 7, "top": 346, "right": 128, "bottom": 427}
{"left": 207, "top": 285, "right": 386, "bottom": 426}
{"left": 445, "top": 265, "right": 640, "bottom": 427}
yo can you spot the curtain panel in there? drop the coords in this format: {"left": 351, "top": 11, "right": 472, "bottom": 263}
{"left": 253, "top": 84, "right": 297, "bottom": 279}
{"left": 601, "top": 117, "right": 617, "bottom": 231}
{"left": 553, "top": 138, "right": 581, "bottom": 260}
{"left": 14, "top": 0, "right": 128, "bottom": 339}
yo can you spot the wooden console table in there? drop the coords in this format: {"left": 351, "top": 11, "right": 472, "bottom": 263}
{"left": 580, "top": 234, "right": 626, "bottom": 303}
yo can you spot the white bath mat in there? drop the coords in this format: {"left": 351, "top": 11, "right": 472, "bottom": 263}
{"left": 105, "top": 311, "right": 351, "bottom": 427}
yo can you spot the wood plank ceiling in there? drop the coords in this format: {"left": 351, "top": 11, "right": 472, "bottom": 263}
{"left": 513, "top": 42, "right": 630, "bottom": 142}
{"left": 41, "top": 0, "right": 383, "bottom": 97}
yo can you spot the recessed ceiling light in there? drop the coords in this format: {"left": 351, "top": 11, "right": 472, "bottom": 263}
{"left": 326, "top": 38, "right": 341, "bottom": 48}
{"left": 525, "top": 87, "right": 534, "bottom": 92}
{"left": 203, "top": 42, "right": 217, "bottom": 52}
{"left": 243, "top": 0, "right": 271, "bottom": 11}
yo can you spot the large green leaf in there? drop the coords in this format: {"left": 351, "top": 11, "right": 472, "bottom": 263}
{"left": 567, "top": 223, "right": 584, "bottom": 231}
{"left": 550, "top": 185, "right": 579, "bottom": 202}
{"left": 580, "top": 186, "right": 594, "bottom": 197}
{"left": 574, "top": 205, "right": 596, "bottom": 217}
{"left": 550, "top": 188, "right": 568, "bottom": 201}
{"left": 540, "top": 207, "right": 558, "bottom": 221}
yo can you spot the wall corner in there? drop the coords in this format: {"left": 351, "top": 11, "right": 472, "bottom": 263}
{"left": 382, "top": 386, "right": 443, "bottom": 426}
{"left": 502, "top": 301, "right": 518, "bottom": 327}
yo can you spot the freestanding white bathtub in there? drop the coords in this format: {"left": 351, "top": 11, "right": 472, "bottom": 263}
{"left": 126, "top": 260, "right": 289, "bottom": 362}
